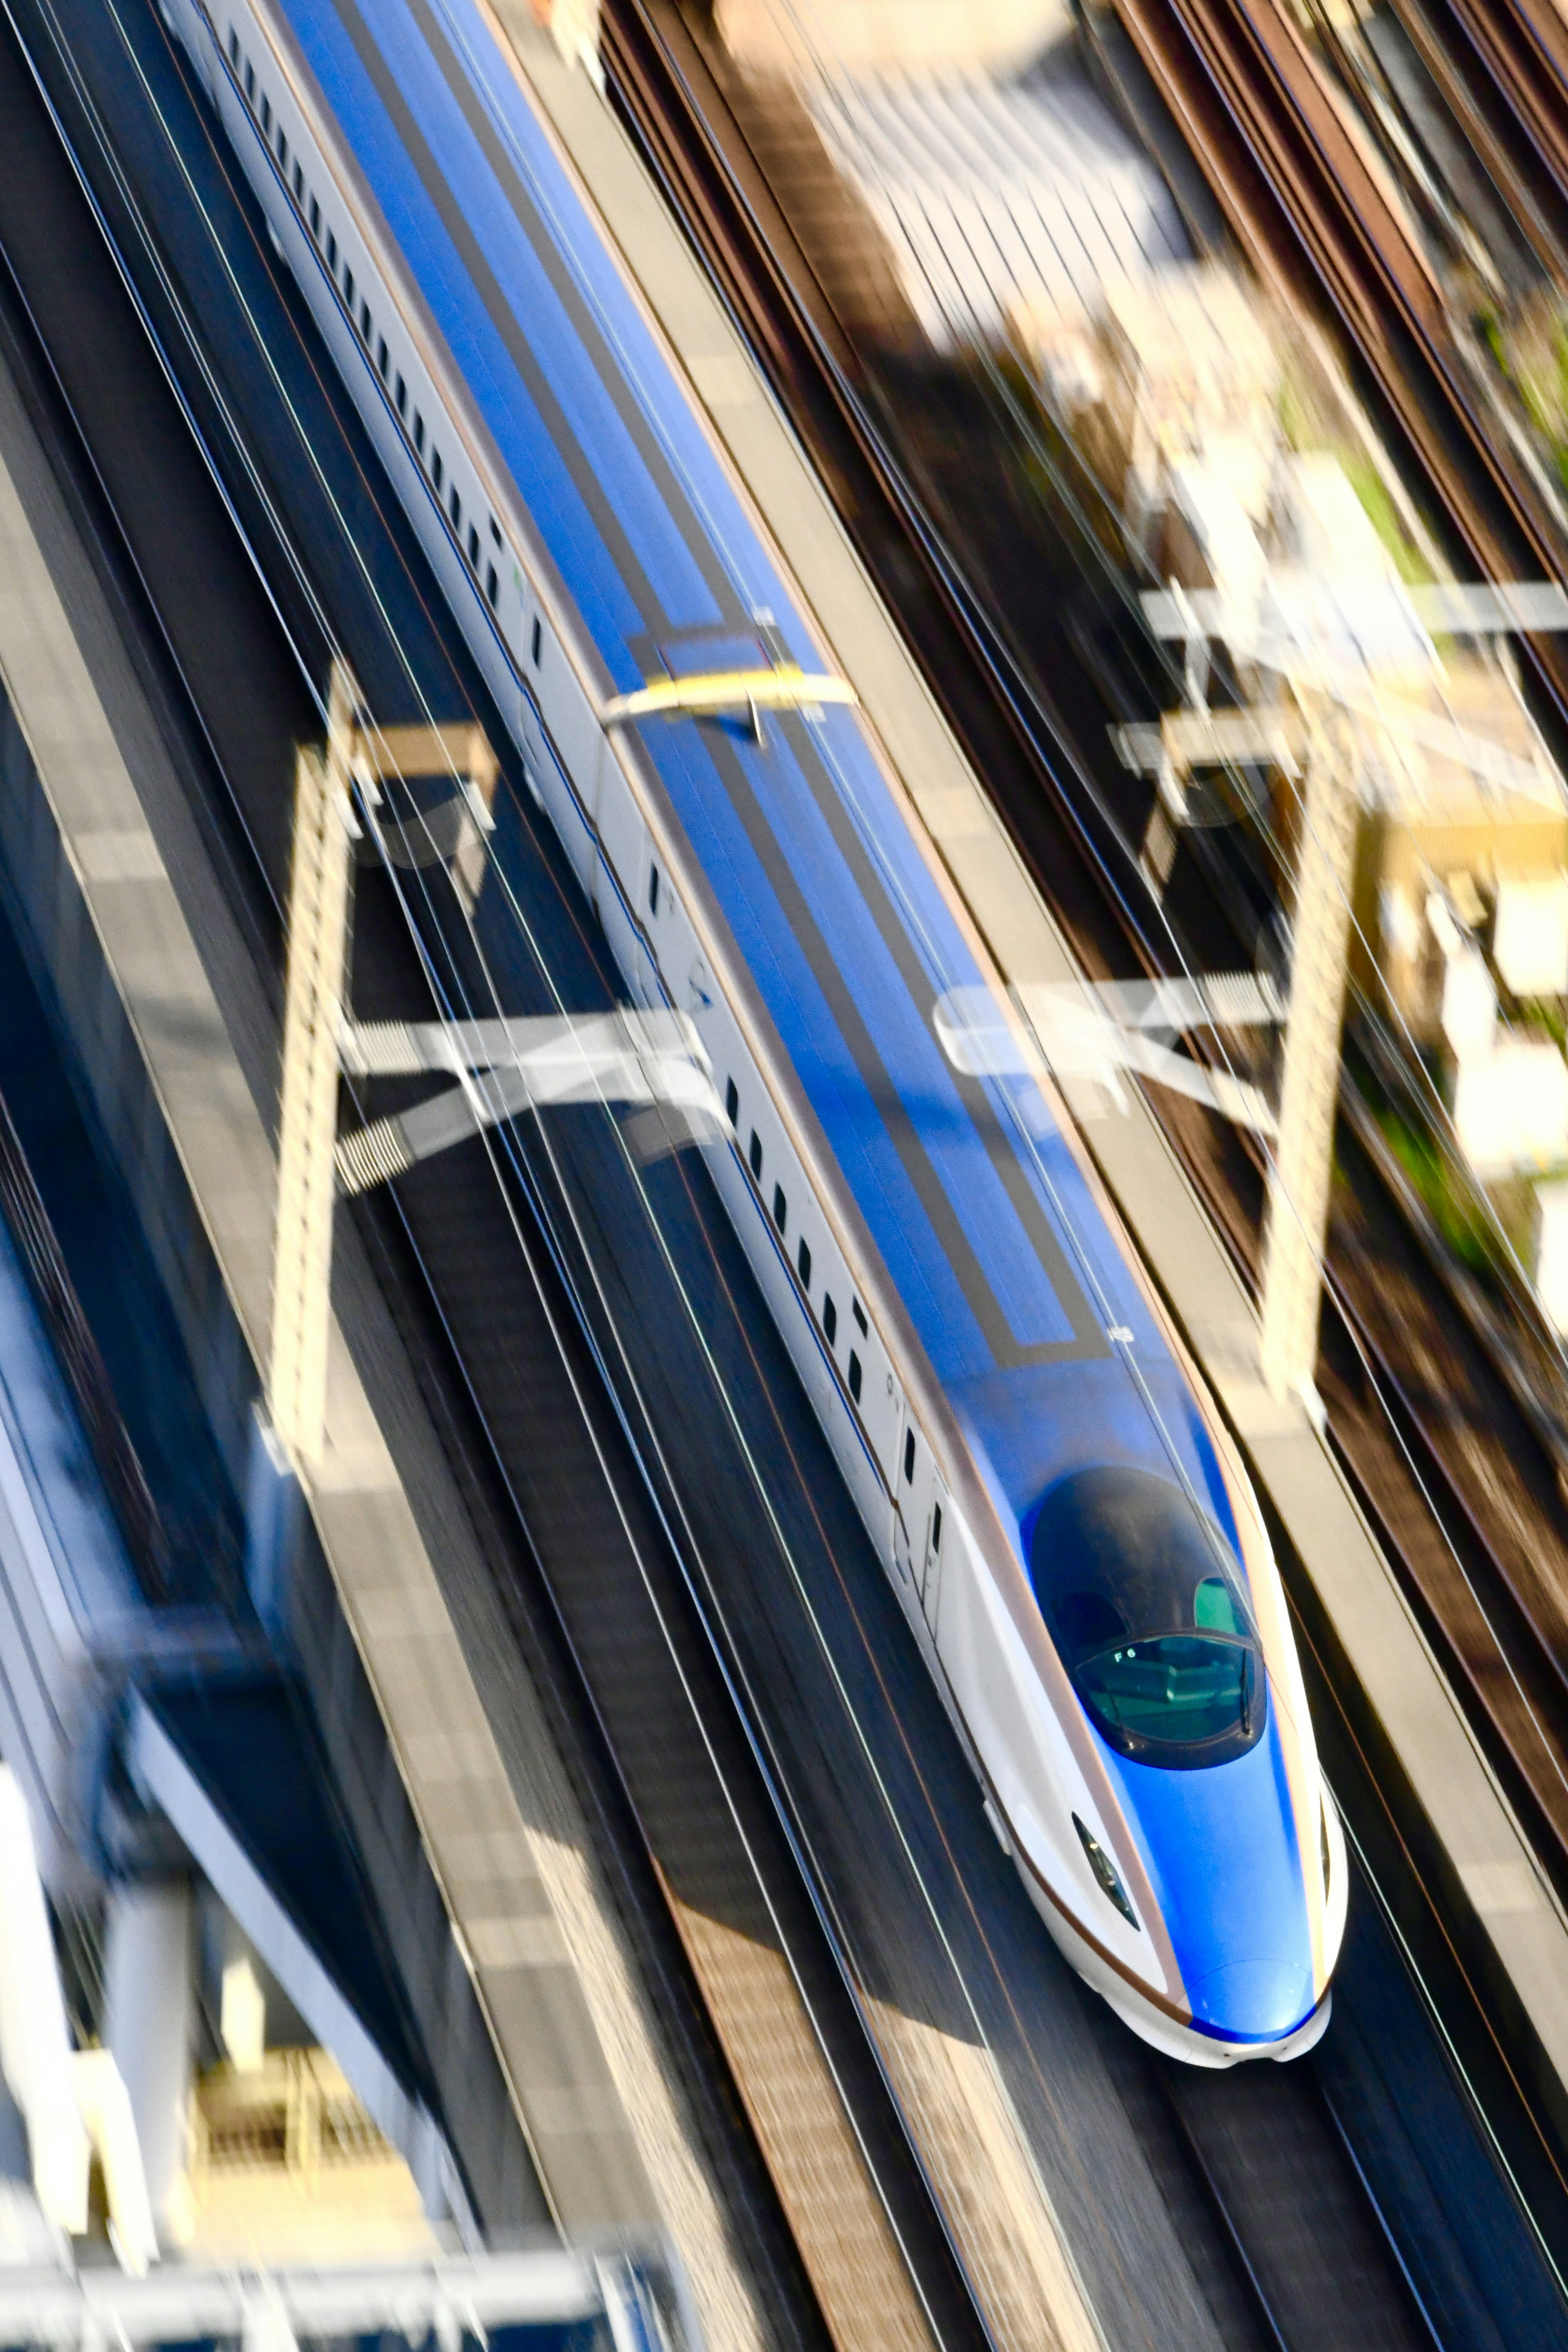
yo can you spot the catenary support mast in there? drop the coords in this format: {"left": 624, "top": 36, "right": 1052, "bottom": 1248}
{"left": 1259, "top": 700, "right": 1359, "bottom": 1404}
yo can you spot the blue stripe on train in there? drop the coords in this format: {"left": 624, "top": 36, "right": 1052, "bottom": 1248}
{"left": 273, "top": 0, "right": 1253, "bottom": 1572}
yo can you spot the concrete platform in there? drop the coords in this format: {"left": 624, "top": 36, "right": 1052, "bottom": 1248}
{"left": 499, "top": 15, "right": 1568, "bottom": 2126}
{"left": 0, "top": 350, "right": 771, "bottom": 2347}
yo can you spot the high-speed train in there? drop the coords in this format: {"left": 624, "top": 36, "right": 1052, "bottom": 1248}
{"left": 167, "top": 0, "right": 1347, "bottom": 2062}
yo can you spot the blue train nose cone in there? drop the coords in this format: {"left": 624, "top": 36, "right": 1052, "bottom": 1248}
{"left": 1189, "top": 1956, "right": 1316, "bottom": 2042}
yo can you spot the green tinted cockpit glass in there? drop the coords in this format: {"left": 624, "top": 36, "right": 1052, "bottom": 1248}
{"left": 1074, "top": 1634, "right": 1258, "bottom": 1747}
{"left": 1194, "top": 1575, "right": 1242, "bottom": 1634}
{"left": 1029, "top": 1467, "right": 1266, "bottom": 1768}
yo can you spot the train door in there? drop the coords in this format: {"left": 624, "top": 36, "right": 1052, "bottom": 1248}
{"left": 895, "top": 1408, "right": 947, "bottom": 1639}
{"left": 920, "top": 1477, "right": 948, "bottom": 1635}
{"left": 892, "top": 1486, "right": 915, "bottom": 1597}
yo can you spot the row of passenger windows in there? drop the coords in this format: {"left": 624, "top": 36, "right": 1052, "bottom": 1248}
{"left": 722, "top": 1067, "right": 931, "bottom": 1526}
{"left": 724, "top": 1075, "right": 869, "bottom": 1405}
{"left": 229, "top": 26, "right": 512, "bottom": 617}
{"left": 225, "top": 32, "right": 933, "bottom": 1529}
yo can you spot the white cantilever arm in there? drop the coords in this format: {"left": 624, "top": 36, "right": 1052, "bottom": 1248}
{"left": 934, "top": 978, "right": 1278, "bottom": 1133}
{"left": 341, "top": 1007, "right": 707, "bottom": 1077}
{"left": 336, "top": 1009, "right": 721, "bottom": 1192}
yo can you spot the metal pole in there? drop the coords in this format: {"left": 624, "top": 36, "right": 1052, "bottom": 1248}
{"left": 1258, "top": 698, "right": 1359, "bottom": 1404}
{"left": 102, "top": 1879, "right": 194, "bottom": 2250}
{"left": 269, "top": 664, "right": 356, "bottom": 1467}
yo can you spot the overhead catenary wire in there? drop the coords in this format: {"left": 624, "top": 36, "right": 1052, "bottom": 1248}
{"left": 599, "top": 0, "right": 1568, "bottom": 2276}
{"left": 2, "top": 4, "right": 1106, "bottom": 2337}
{"left": 24, "top": 0, "right": 1568, "bottom": 2316}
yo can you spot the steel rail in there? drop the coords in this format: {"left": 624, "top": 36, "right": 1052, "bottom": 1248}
{"left": 1398, "top": 0, "right": 1568, "bottom": 260}
{"left": 597, "top": 0, "right": 1568, "bottom": 1806}
{"left": 596, "top": 0, "right": 1568, "bottom": 2252}
{"left": 21, "top": 0, "right": 1568, "bottom": 2314}
{"left": 1102, "top": 0, "right": 1568, "bottom": 687}
{"left": 0, "top": 7, "right": 1018, "bottom": 2339}
{"left": 1155, "top": 2082, "right": 1294, "bottom": 2352}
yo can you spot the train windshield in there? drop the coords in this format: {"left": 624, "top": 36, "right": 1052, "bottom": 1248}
{"left": 1029, "top": 1467, "right": 1266, "bottom": 1769}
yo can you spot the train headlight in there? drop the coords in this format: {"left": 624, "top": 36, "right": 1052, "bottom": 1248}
{"left": 1074, "top": 1813, "right": 1139, "bottom": 1930}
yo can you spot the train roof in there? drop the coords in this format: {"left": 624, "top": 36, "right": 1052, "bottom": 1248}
{"left": 274, "top": 0, "right": 1223, "bottom": 1534}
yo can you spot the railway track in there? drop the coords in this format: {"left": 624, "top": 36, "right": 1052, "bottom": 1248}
{"left": 1092, "top": 0, "right": 1568, "bottom": 1916}
{"left": 597, "top": 0, "right": 1568, "bottom": 2225}
{"left": 1102, "top": 0, "right": 1568, "bottom": 677}
{"left": 1383, "top": 0, "right": 1568, "bottom": 287}
{"left": 0, "top": 12, "right": 986, "bottom": 2344}
{"left": 8, "top": 0, "right": 1564, "bottom": 2326}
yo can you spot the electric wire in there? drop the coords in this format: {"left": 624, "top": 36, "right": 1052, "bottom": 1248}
{"left": 615, "top": 0, "right": 1568, "bottom": 2276}
{"left": 24, "top": 0, "right": 1568, "bottom": 2314}
{"left": 3, "top": 3, "right": 1103, "bottom": 2333}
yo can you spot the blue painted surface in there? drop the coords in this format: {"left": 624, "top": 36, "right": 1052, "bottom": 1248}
{"left": 276, "top": 0, "right": 1175, "bottom": 1486}
{"left": 0, "top": 880, "right": 246, "bottom": 1605}
{"left": 0, "top": 1213, "right": 137, "bottom": 1627}
{"left": 267, "top": 0, "right": 1317, "bottom": 2019}
{"left": 1108, "top": 1718, "right": 1313, "bottom": 2040}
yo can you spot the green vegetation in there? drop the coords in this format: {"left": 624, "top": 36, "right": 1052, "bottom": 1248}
{"left": 1518, "top": 996, "right": 1568, "bottom": 1054}
{"left": 1277, "top": 375, "right": 1311, "bottom": 451}
{"left": 1475, "top": 304, "right": 1508, "bottom": 376}
{"left": 1375, "top": 1105, "right": 1500, "bottom": 1276}
{"left": 1475, "top": 300, "right": 1568, "bottom": 498}
{"left": 1339, "top": 455, "right": 1434, "bottom": 586}
{"left": 1276, "top": 367, "right": 1433, "bottom": 583}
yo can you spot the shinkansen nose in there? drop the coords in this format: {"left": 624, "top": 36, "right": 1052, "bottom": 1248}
{"left": 1189, "top": 1956, "right": 1321, "bottom": 2044}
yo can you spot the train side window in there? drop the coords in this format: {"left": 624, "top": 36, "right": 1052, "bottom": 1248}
{"left": 344, "top": 266, "right": 354, "bottom": 307}
{"left": 467, "top": 524, "right": 479, "bottom": 569}
{"left": 748, "top": 1130, "right": 762, "bottom": 1181}
{"left": 278, "top": 128, "right": 288, "bottom": 168}
{"left": 797, "top": 1236, "right": 811, "bottom": 1290}
{"left": 648, "top": 864, "right": 659, "bottom": 916}
{"left": 360, "top": 301, "right": 371, "bottom": 344}
{"left": 293, "top": 163, "right": 303, "bottom": 202}
{"left": 261, "top": 96, "right": 271, "bottom": 135}
{"left": 414, "top": 411, "right": 425, "bottom": 456}
{"left": 931, "top": 1502, "right": 942, "bottom": 1552}
{"left": 229, "top": 29, "right": 239, "bottom": 67}
{"left": 396, "top": 374, "right": 407, "bottom": 417}
{"left": 490, "top": 517, "right": 502, "bottom": 546}
{"left": 451, "top": 486, "right": 462, "bottom": 530}
{"left": 904, "top": 1428, "right": 915, "bottom": 1484}
{"left": 531, "top": 615, "right": 542, "bottom": 666}
{"left": 773, "top": 1184, "right": 786, "bottom": 1234}
{"left": 852, "top": 1297, "right": 868, "bottom": 1339}
{"left": 823, "top": 1296, "right": 837, "bottom": 1348}
{"left": 245, "top": 61, "right": 254, "bottom": 101}
{"left": 378, "top": 338, "right": 389, "bottom": 379}
{"left": 432, "top": 451, "right": 443, "bottom": 491}
{"left": 849, "top": 1351, "right": 863, "bottom": 1404}
{"left": 310, "top": 197, "right": 320, "bottom": 239}
{"left": 725, "top": 1078, "right": 738, "bottom": 1125}
{"left": 327, "top": 230, "right": 337, "bottom": 271}
{"left": 486, "top": 563, "right": 498, "bottom": 608}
